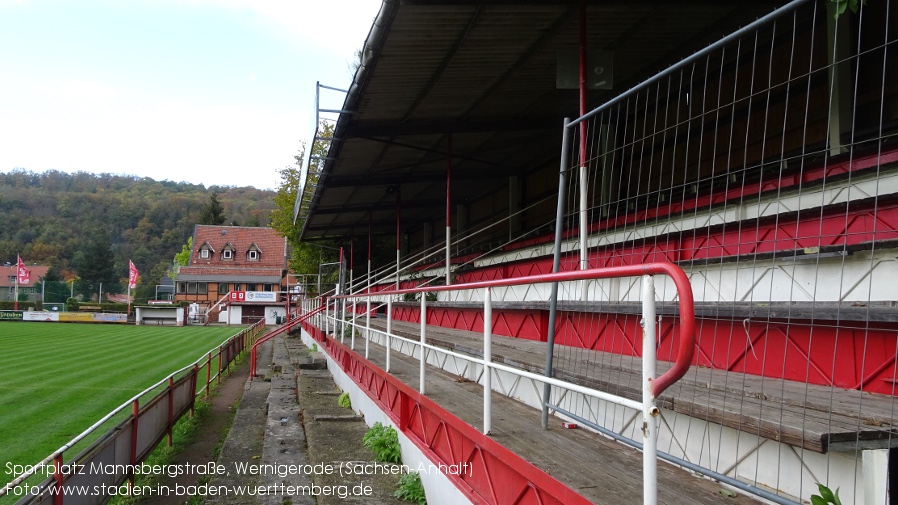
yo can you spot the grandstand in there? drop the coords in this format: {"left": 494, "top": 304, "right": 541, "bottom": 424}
{"left": 294, "top": 1, "right": 898, "bottom": 503}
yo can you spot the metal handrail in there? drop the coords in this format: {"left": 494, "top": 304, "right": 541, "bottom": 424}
{"left": 248, "top": 305, "right": 326, "bottom": 377}
{"left": 314, "top": 261, "right": 694, "bottom": 505}
{"left": 329, "top": 262, "right": 695, "bottom": 397}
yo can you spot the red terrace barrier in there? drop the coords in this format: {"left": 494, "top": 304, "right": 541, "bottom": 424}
{"left": 455, "top": 198, "right": 898, "bottom": 284}
{"left": 323, "top": 334, "right": 593, "bottom": 505}
{"left": 0, "top": 322, "right": 265, "bottom": 505}
{"left": 502, "top": 148, "right": 898, "bottom": 253}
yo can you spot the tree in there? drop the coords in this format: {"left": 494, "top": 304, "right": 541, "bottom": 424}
{"left": 169, "top": 236, "right": 193, "bottom": 282}
{"left": 198, "top": 192, "right": 226, "bottom": 225}
{"left": 271, "top": 122, "right": 343, "bottom": 275}
{"left": 75, "top": 228, "right": 120, "bottom": 297}
{"left": 135, "top": 259, "right": 173, "bottom": 304}
{"left": 41, "top": 266, "right": 70, "bottom": 303}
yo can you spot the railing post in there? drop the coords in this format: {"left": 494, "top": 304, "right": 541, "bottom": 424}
{"left": 191, "top": 364, "right": 198, "bottom": 417}
{"left": 217, "top": 346, "right": 223, "bottom": 384}
{"left": 341, "top": 297, "right": 347, "bottom": 344}
{"left": 205, "top": 352, "right": 211, "bottom": 397}
{"left": 324, "top": 298, "right": 330, "bottom": 337}
{"left": 365, "top": 297, "right": 371, "bottom": 359}
{"left": 483, "top": 287, "right": 492, "bottom": 435}
{"left": 642, "top": 274, "right": 658, "bottom": 505}
{"left": 386, "top": 298, "right": 392, "bottom": 373}
{"left": 351, "top": 298, "right": 357, "bottom": 349}
{"left": 167, "top": 376, "right": 174, "bottom": 446}
{"left": 53, "top": 453, "right": 64, "bottom": 505}
{"left": 419, "top": 294, "right": 426, "bottom": 394}
{"left": 129, "top": 399, "right": 139, "bottom": 488}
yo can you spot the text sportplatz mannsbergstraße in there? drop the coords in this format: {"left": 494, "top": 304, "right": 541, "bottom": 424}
{"left": 5, "top": 460, "right": 473, "bottom": 498}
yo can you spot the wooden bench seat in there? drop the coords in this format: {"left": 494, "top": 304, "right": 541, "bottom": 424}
{"left": 364, "top": 317, "right": 898, "bottom": 453}
{"left": 412, "top": 299, "right": 898, "bottom": 323}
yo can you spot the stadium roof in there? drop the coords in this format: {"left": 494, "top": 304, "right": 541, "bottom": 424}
{"left": 298, "top": 0, "right": 790, "bottom": 241}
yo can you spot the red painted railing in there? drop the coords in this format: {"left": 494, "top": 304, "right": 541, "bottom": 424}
{"left": 332, "top": 262, "right": 695, "bottom": 397}
{"left": 248, "top": 305, "right": 326, "bottom": 378}
{"left": 301, "top": 263, "right": 695, "bottom": 505}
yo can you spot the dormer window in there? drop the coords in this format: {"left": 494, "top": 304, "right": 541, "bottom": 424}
{"left": 221, "top": 243, "right": 236, "bottom": 261}
{"left": 197, "top": 242, "right": 214, "bottom": 261}
{"left": 246, "top": 243, "right": 262, "bottom": 262}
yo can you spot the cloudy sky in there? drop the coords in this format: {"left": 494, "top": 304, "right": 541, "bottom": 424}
{"left": 0, "top": 0, "right": 381, "bottom": 190}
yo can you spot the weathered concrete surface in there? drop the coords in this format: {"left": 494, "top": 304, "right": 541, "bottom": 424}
{"left": 206, "top": 341, "right": 272, "bottom": 505}
{"left": 289, "top": 338, "right": 404, "bottom": 505}
{"left": 208, "top": 334, "right": 402, "bottom": 505}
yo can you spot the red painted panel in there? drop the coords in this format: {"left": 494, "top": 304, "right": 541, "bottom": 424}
{"left": 381, "top": 305, "right": 898, "bottom": 395}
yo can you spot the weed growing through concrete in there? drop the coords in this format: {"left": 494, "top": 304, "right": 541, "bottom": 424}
{"left": 338, "top": 392, "right": 352, "bottom": 409}
{"left": 362, "top": 422, "right": 401, "bottom": 464}
{"left": 394, "top": 472, "right": 426, "bottom": 504}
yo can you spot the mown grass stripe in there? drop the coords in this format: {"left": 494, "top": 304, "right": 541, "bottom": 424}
{"left": 0, "top": 322, "right": 247, "bottom": 486}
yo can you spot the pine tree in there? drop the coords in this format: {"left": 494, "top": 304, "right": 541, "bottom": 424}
{"left": 199, "top": 192, "right": 226, "bottom": 225}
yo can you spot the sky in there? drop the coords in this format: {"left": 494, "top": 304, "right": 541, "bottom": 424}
{"left": 0, "top": 0, "right": 382, "bottom": 190}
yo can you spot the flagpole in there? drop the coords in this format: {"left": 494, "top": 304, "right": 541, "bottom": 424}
{"left": 13, "top": 274, "right": 18, "bottom": 311}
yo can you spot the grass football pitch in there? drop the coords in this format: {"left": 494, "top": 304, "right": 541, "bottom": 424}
{"left": 0, "top": 322, "right": 248, "bottom": 487}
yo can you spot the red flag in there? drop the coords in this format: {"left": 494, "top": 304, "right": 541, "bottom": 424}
{"left": 128, "top": 260, "right": 139, "bottom": 289}
{"left": 16, "top": 256, "right": 30, "bottom": 285}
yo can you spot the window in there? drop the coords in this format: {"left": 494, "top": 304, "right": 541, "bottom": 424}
{"left": 263, "top": 284, "right": 273, "bottom": 292}
{"left": 200, "top": 249, "right": 210, "bottom": 259}
{"left": 245, "top": 283, "right": 257, "bottom": 291}
{"left": 248, "top": 250, "right": 259, "bottom": 261}
{"left": 176, "top": 282, "right": 186, "bottom": 294}
{"left": 218, "top": 283, "right": 229, "bottom": 294}
{"left": 222, "top": 250, "right": 233, "bottom": 260}
{"left": 8, "top": 276, "right": 15, "bottom": 283}
{"left": 185, "top": 282, "right": 208, "bottom": 294}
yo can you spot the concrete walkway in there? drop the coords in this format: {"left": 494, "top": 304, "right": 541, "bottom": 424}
{"left": 208, "top": 333, "right": 403, "bottom": 505}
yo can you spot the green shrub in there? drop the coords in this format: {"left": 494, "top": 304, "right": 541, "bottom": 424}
{"left": 362, "top": 422, "right": 401, "bottom": 464}
{"left": 338, "top": 392, "right": 351, "bottom": 409}
{"left": 395, "top": 472, "right": 426, "bottom": 504}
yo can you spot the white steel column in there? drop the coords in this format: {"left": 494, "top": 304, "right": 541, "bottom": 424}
{"left": 419, "top": 295, "right": 426, "bottom": 394}
{"left": 641, "top": 274, "right": 658, "bottom": 505}
{"left": 365, "top": 297, "right": 371, "bottom": 359}
{"left": 386, "top": 298, "right": 392, "bottom": 373}
{"left": 483, "top": 287, "right": 492, "bottom": 435}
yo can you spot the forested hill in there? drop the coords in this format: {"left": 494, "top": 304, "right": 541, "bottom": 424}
{"left": 0, "top": 169, "right": 277, "bottom": 297}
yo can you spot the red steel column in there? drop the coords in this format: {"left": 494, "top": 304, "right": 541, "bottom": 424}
{"left": 396, "top": 188, "right": 402, "bottom": 290}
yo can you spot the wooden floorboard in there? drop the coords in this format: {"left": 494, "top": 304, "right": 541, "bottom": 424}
{"left": 352, "top": 333, "right": 763, "bottom": 504}
{"left": 360, "top": 317, "right": 898, "bottom": 454}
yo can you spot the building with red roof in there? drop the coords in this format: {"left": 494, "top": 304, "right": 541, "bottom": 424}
{"left": 174, "top": 225, "right": 288, "bottom": 324}
{"left": 1, "top": 262, "right": 50, "bottom": 304}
